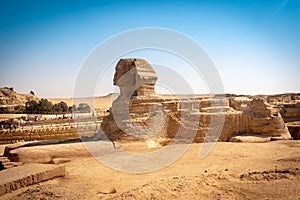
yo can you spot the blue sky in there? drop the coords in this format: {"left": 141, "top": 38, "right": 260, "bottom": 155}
{"left": 0, "top": 0, "right": 299, "bottom": 97}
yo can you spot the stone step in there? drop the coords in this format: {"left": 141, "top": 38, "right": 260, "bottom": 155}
{"left": 0, "top": 157, "right": 10, "bottom": 162}
{"left": 0, "top": 159, "right": 10, "bottom": 164}
{"left": 3, "top": 163, "right": 14, "bottom": 169}
{"left": 0, "top": 156, "right": 16, "bottom": 170}
{"left": 1, "top": 160, "right": 13, "bottom": 165}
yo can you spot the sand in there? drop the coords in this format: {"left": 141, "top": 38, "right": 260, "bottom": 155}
{"left": 49, "top": 94, "right": 114, "bottom": 111}
{"left": 1, "top": 140, "right": 300, "bottom": 199}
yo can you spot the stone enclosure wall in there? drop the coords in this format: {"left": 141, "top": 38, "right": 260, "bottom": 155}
{"left": 0, "top": 121, "right": 101, "bottom": 144}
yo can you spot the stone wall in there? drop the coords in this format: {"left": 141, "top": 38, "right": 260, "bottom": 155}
{"left": 0, "top": 121, "right": 101, "bottom": 144}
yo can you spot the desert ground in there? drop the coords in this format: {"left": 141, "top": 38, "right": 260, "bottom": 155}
{"left": 1, "top": 140, "right": 300, "bottom": 200}
{"left": 50, "top": 94, "right": 115, "bottom": 113}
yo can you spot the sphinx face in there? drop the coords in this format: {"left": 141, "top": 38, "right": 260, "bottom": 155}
{"left": 113, "top": 59, "right": 136, "bottom": 86}
{"left": 113, "top": 58, "right": 157, "bottom": 98}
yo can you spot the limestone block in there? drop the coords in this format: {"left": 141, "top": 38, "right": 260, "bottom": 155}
{"left": 230, "top": 135, "right": 271, "bottom": 143}
{"left": 0, "top": 163, "right": 65, "bottom": 195}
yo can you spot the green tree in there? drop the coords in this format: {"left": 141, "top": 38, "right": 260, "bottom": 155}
{"left": 0, "top": 107, "right": 9, "bottom": 114}
{"left": 58, "top": 101, "right": 68, "bottom": 112}
{"left": 25, "top": 99, "right": 70, "bottom": 114}
{"left": 53, "top": 101, "right": 69, "bottom": 113}
{"left": 53, "top": 103, "right": 62, "bottom": 113}
{"left": 77, "top": 103, "right": 91, "bottom": 113}
{"left": 14, "top": 105, "right": 26, "bottom": 113}
{"left": 25, "top": 100, "right": 39, "bottom": 114}
{"left": 69, "top": 105, "right": 76, "bottom": 113}
{"left": 38, "top": 98, "right": 53, "bottom": 114}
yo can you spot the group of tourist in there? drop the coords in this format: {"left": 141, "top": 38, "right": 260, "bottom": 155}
{"left": 0, "top": 122, "right": 20, "bottom": 130}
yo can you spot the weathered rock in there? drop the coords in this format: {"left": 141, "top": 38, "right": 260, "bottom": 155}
{"left": 286, "top": 121, "right": 300, "bottom": 140}
{"left": 6, "top": 142, "right": 91, "bottom": 163}
{"left": 101, "top": 58, "right": 292, "bottom": 143}
{"left": 0, "top": 156, "right": 15, "bottom": 170}
{"left": 266, "top": 93, "right": 300, "bottom": 122}
{"left": 97, "top": 186, "right": 117, "bottom": 194}
{"left": 0, "top": 121, "right": 100, "bottom": 144}
{"left": 113, "top": 58, "right": 157, "bottom": 98}
{"left": 230, "top": 135, "right": 271, "bottom": 143}
{"left": 0, "top": 163, "right": 65, "bottom": 196}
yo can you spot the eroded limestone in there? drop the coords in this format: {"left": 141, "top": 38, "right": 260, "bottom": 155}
{"left": 101, "top": 58, "right": 291, "bottom": 143}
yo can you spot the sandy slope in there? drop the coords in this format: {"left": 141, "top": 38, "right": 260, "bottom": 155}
{"left": 49, "top": 94, "right": 114, "bottom": 108}
{"left": 2, "top": 140, "right": 300, "bottom": 199}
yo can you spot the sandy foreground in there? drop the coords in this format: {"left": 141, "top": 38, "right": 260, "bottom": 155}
{"left": 1, "top": 140, "right": 300, "bottom": 200}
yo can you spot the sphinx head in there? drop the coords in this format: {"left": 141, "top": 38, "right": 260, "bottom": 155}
{"left": 113, "top": 58, "right": 158, "bottom": 98}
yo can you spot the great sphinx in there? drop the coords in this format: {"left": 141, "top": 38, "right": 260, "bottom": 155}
{"left": 101, "top": 58, "right": 291, "bottom": 143}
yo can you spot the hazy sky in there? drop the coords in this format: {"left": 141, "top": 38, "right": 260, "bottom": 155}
{"left": 0, "top": 0, "right": 299, "bottom": 98}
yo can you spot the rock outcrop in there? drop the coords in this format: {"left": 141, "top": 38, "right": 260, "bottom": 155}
{"left": 0, "top": 87, "right": 38, "bottom": 106}
{"left": 101, "top": 58, "right": 292, "bottom": 143}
